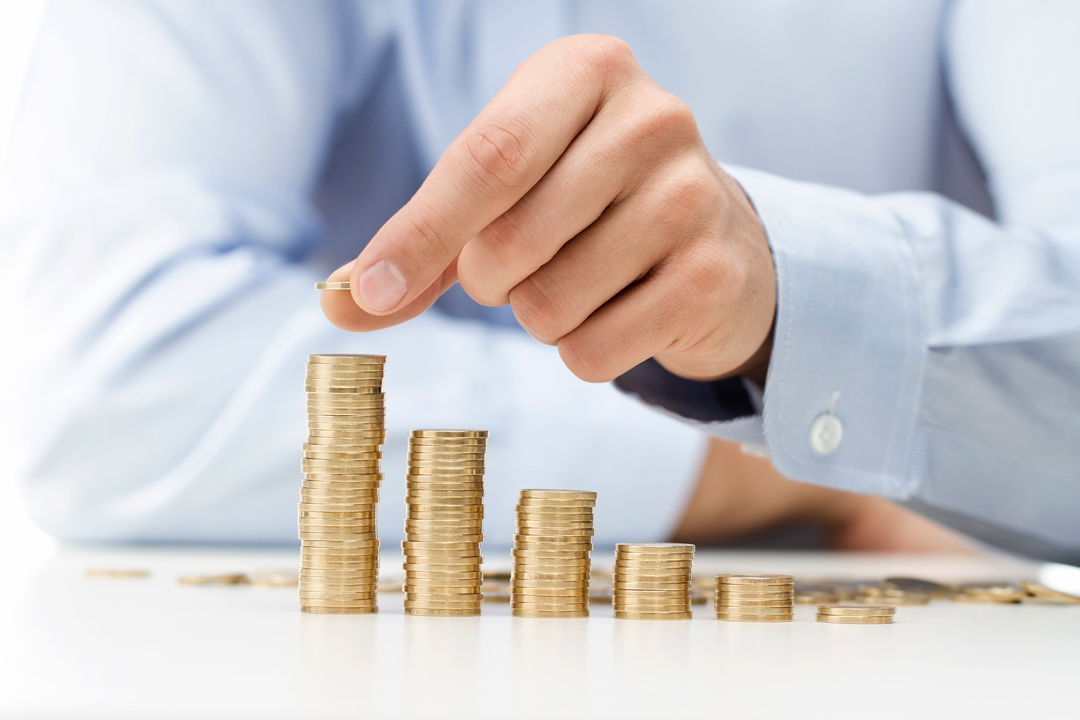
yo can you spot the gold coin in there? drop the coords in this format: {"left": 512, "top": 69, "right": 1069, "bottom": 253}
{"left": 298, "top": 503, "right": 378, "bottom": 513}
{"left": 411, "top": 429, "right": 488, "bottom": 438}
{"left": 516, "top": 516, "right": 594, "bottom": 526}
{"left": 408, "top": 448, "right": 487, "bottom": 458}
{"left": 816, "top": 614, "right": 893, "bottom": 624}
{"left": 301, "top": 459, "right": 381, "bottom": 469}
{"left": 612, "top": 597, "right": 691, "bottom": 608}
{"left": 406, "top": 482, "right": 485, "bottom": 491}
{"left": 614, "top": 611, "right": 693, "bottom": 620}
{"left": 85, "top": 568, "right": 152, "bottom": 579}
{"left": 308, "top": 386, "right": 384, "bottom": 397}
{"left": 300, "top": 585, "right": 379, "bottom": 595}
{"left": 613, "top": 569, "right": 692, "bottom": 579}
{"left": 512, "top": 578, "right": 591, "bottom": 588}
{"left": 407, "top": 489, "right": 484, "bottom": 500}
{"left": 515, "top": 505, "right": 594, "bottom": 515}
{"left": 715, "top": 574, "right": 794, "bottom": 585}
{"left": 301, "top": 561, "right": 379, "bottom": 570}
{"left": 614, "top": 581, "right": 693, "bottom": 591}
{"left": 404, "top": 524, "right": 484, "bottom": 533}
{"left": 614, "top": 555, "right": 693, "bottom": 565}
{"left": 817, "top": 604, "right": 896, "bottom": 616}
{"left": 407, "top": 504, "right": 484, "bottom": 513}
{"left": 300, "top": 541, "right": 380, "bottom": 551}
{"left": 715, "top": 583, "right": 795, "bottom": 594}
{"left": 300, "top": 518, "right": 377, "bottom": 529}
{"left": 717, "top": 612, "right": 794, "bottom": 622}
{"left": 301, "top": 571, "right": 379, "bottom": 580}
{"left": 303, "top": 475, "right": 382, "bottom": 485}
{"left": 302, "top": 544, "right": 380, "bottom": 554}
{"left": 305, "top": 366, "right": 383, "bottom": 375}
{"left": 315, "top": 282, "right": 352, "bottom": 290}
{"left": 406, "top": 436, "right": 488, "bottom": 446}
{"left": 509, "top": 600, "right": 590, "bottom": 609}
{"left": 300, "top": 508, "right": 377, "bottom": 518}
{"left": 520, "top": 490, "right": 597, "bottom": 501}
{"left": 307, "top": 421, "right": 385, "bottom": 430}
{"left": 515, "top": 526, "right": 594, "bottom": 537}
{"left": 513, "top": 534, "right": 593, "bottom": 544}
{"left": 301, "top": 550, "right": 379, "bottom": 560}
{"left": 405, "top": 498, "right": 483, "bottom": 509}
{"left": 512, "top": 610, "right": 589, "bottom": 619}
{"left": 305, "top": 377, "right": 383, "bottom": 387}
{"left": 516, "top": 519, "right": 594, "bottom": 528}
{"left": 615, "top": 542, "right": 694, "bottom": 552}
{"left": 403, "top": 608, "right": 481, "bottom": 617}
{"left": 401, "top": 540, "right": 481, "bottom": 550}
{"left": 406, "top": 571, "right": 483, "bottom": 580}
{"left": 403, "top": 598, "right": 483, "bottom": 608}
{"left": 301, "top": 605, "right": 378, "bottom": 615}
{"left": 303, "top": 452, "right": 382, "bottom": 462}
{"left": 1020, "top": 581, "right": 1080, "bottom": 604}
{"left": 305, "top": 400, "right": 385, "bottom": 411}
{"left": 513, "top": 566, "right": 592, "bottom": 578}
{"left": 407, "top": 469, "right": 485, "bottom": 479}
{"left": 308, "top": 353, "right": 385, "bottom": 363}
{"left": 511, "top": 548, "right": 592, "bottom": 559}
{"left": 403, "top": 579, "right": 482, "bottom": 590}
{"left": 402, "top": 557, "right": 483, "bottom": 566}
{"left": 517, "top": 499, "right": 595, "bottom": 509}
{"left": 513, "top": 571, "right": 592, "bottom": 581}
{"left": 178, "top": 573, "right": 249, "bottom": 585}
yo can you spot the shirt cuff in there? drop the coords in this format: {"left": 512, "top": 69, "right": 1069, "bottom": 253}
{"left": 618, "top": 166, "right": 926, "bottom": 499}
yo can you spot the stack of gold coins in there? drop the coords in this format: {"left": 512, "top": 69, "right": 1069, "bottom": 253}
{"left": 816, "top": 604, "right": 896, "bottom": 624}
{"left": 299, "top": 354, "right": 386, "bottom": 614}
{"left": 715, "top": 574, "right": 795, "bottom": 622}
{"left": 403, "top": 430, "right": 488, "bottom": 617}
{"left": 511, "top": 490, "right": 597, "bottom": 618}
{"left": 612, "top": 543, "right": 695, "bottom": 620}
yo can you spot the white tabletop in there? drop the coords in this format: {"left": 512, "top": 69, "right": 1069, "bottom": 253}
{"left": 1, "top": 545, "right": 1077, "bottom": 720}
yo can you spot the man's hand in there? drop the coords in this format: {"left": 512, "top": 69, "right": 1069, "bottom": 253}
{"left": 322, "top": 35, "right": 776, "bottom": 383}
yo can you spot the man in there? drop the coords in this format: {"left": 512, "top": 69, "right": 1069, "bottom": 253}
{"left": 2, "top": 1, "right": 1073, "bottom": 558}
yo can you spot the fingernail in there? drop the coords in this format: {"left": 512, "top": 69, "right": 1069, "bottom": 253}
{"left": 358, "top": 260, "right": 407, "bottom": 312}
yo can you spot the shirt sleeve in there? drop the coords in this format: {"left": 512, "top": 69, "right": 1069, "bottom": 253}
{"left": 0, "top": 0, "right": 705, "bottom": 545}
{"left": 617, "top": 0, "right": 1080, "bottom": 555}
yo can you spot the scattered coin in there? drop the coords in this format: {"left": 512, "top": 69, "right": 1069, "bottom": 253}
{"left": 178, "top": 573, "right": 249, "bottom": 585}
{"left": 85, "top": 569, "right": 151, "bottom": 579}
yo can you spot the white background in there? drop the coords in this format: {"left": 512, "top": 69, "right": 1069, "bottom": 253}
{"left": 0, "top": 0, "right": 54, "bottom": 564}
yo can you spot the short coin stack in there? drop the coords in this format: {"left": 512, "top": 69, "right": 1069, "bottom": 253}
{"left": 816, "top": 604, "right": 896, "bottom": 624}
{"left": 612, "top": 543, "right": 695, "bottom": 620}
{"left": 403, "top": 430, "right": 488, "bottom": 617}
{"left": 511, "top": 490, "right": 597, "bottom": 618}
{"left": 299, "top": 354, "right": 386, "bottom": 614}
{"left": 715, "top": 574, "right": 795, "bottom": 622}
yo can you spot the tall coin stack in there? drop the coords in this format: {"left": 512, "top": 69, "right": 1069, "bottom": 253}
{"left": 299, "top": 354, "right": 386, "bottom": 614}
{"left": 612, "top": 543, "right": 695, "bottom": 620}
{"left": 715, "top": 574, "right": 795, "bottom": 622}
{"left": 511, "top": 490, "right": 597, "bottom": 618}
{"left": 403, "top": 430, "right": 488, "bottom": 617}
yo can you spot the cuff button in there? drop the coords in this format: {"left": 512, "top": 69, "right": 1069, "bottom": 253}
{"left": 809, "top": 413, "right": 843, "bottom": 455}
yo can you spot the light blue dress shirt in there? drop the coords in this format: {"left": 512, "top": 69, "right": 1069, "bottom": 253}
{"left": 1, "top": 0, "right": 1077, "bottom": 560}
